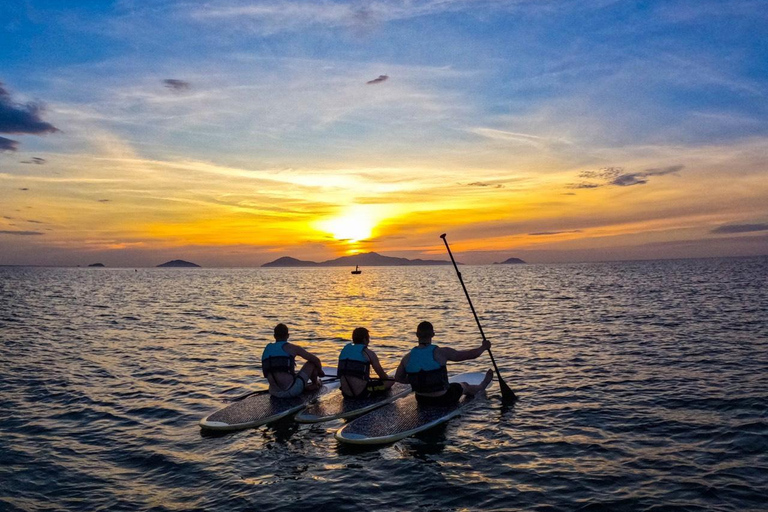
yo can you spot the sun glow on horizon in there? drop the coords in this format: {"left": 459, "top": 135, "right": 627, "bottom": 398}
{"left": 316, "top": 205, "right": 381, "bottom": 243}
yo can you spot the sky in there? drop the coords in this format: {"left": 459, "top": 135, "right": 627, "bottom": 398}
{"left": 1, "top": 0, "right": 767, "bottom": 267}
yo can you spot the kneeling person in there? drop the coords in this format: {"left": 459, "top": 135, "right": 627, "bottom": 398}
{"left": 395, "top": 321, "right": 493, "bottom": 406}
{"left": 262, "top": 323, "right": 324, "bottom": 398}
{"left": 338, "top": 327, "right": 394, "bottom": 399}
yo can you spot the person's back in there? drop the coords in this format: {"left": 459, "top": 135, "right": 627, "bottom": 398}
{"left": 395, "top": 321, "right": 493, "bottom": 406}
{"left": 262, "top": 323, "right": 325, "bottom": 398}
{"left": 337, "top": 327, "right": 394, "bottom": 399}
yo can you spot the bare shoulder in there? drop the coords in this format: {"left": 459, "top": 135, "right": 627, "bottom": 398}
{"left": 282, "top": 342, "right": 301, "bottom": 355}
{"left": 435, "top": 346, "right": 456, "bottom": 363}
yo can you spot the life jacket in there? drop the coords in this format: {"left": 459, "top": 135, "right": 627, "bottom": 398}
{"left": 405, "top": 344, "right": 449, "bottom": 394}
{"left": 337, "top": 343, "right": 371, "bottom": 380}
{"left": 261, "top": 341, "right": 296, "bottom": 378}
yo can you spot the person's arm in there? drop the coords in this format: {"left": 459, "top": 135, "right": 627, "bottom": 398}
{"left": 286, "top": 343, "right": 323, "bottom": 368}
{"left": 364, "top": 348, "right": 389, "bottom": 380}
{"left": 437, "top": 338, "right": 490, "bottom": 363}
{"left": 394, "top": 355, "right": 409, "bottom": 383}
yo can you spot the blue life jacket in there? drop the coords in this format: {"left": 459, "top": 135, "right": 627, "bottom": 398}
{"left": 338, "top": 343, "right": 371, "bottom": 380}
{"left": 261, "top": 341, "right": 296, "bottom": 378}
{"left": 405, "top": 344, "right": 449, "bottom": 393}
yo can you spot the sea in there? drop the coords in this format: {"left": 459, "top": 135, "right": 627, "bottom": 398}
{"left": 1, "top": 257, "right": 766, "bottom": 511}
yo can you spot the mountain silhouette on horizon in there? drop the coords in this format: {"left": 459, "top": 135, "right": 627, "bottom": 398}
{"left": 261, "top": 252, "right": 454, "bottom": 267}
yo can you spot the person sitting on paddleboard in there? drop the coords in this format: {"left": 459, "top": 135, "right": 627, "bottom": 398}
{"left": 262, "top": 323, "right": 324, "bottom": 398}
{"left": 337, "top": 327, "right": 395, "bottom": 399}
{"left": 394, "top": 321, "right": 493, "bottom": 406}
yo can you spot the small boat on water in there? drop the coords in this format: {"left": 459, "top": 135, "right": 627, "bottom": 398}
{"left": 351, "top": 265, "right": 362, "bottom": 275}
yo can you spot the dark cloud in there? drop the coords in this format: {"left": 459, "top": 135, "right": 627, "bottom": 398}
{"left": 0, "top": 82, "right": 59, "bottom": 135}
{"left": 711, "top": 223, "right": 768, "bottom": 234}
{"left": 21, "top": 157, "right": 46, "bottom": 164}
{"left": 612, "top": 165, "right": 683, "bottom": 187}
{"left": 0, "top": 136, "right": 18, "bottom": 152}
{"left": 3, "top": 216, "right": 13, "bottom": 220}
{"left": 98, "top": 199, "right": 111, "bottom": 203}
{"left": 163, "top": 79, "right": 191, "bottom": 92}
{"left": 0, "top": 230, "right": 43, "bottom": 236}
{"left": 567, "top": 182, "right": 601, "bottom": 189}
{"left": 26, "top": 219, "right": 44, "bottom": 224}
{"left": 568, "top": 165, "right": 683, "bottom": 189}
{"left": 19, "top": 188, "right": 29, "bottom": 191}
{"left": 529, "top": 230, "right": 582, "bottom": 236}
{"left": 465, "top": 181, "right": 505, "bottom": 188}
{"left": 366, "top": 75, "right": 389, "bottom": 84}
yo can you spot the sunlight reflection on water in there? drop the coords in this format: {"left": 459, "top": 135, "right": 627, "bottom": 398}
{"left": 1, "top": 258, "right": 767, "bottom": 511}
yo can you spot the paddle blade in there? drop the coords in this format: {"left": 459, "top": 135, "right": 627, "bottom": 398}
{"left": 497, "top": 376, "right": 517, "bottom": 404}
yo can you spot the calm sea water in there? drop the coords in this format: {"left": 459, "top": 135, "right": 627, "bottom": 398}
{"left": 1, "top": 258, "right": 766, "bottom": 511}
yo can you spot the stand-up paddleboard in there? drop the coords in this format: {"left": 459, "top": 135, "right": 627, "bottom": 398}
{"left": 295, "top": 382, "right": 411, "bottom": 423}
{"left": 335, "top": 371, "right": 488, "bottom": 445}
{"left": 200, "top": 369, "right": 339, "bottom": 432}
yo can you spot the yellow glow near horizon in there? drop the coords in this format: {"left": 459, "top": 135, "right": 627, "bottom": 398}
{"left": 316, "top": 206, "right": 377, "bottom": 242}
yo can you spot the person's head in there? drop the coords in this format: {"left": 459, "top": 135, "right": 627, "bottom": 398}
{"left": 352, "top": 327, "right": 370, "bottom": 345}
{"left": 416, "top": 321, "right": 435, "bottom": 343}
{"left": 274, "top": 323, "right": 289, "bottom": 341}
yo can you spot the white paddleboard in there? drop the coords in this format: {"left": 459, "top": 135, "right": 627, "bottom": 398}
{"left": 200, "top": 369, "right": 339, "bottom": 432}
{"left": 295, "top": 382, "right": 411, "bottom": 423}
{"left": 334, "top": 371, "right": 489, "bottom": 445}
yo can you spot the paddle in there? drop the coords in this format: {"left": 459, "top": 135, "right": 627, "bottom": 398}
{"left": 439, "top": 233, "right": 517, "bottom": 403}
{"left": 224, "top": 375, "right": 340, "bottom": 403}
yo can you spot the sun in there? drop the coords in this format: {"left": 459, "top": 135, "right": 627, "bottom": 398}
{"left": 317, "top": 206, "right": 377, "bottom": 242}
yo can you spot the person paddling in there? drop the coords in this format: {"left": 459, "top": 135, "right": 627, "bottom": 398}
{"left": 395, "top": 321, "right": 493, "bottom": 406}
{"left": 262, "top": 323, "right": 324, "bottom": 398}
{"left": 337, "top": 327, "right": 395, "bottom": 399}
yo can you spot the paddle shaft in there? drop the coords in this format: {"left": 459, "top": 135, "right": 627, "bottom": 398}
{"left": 440, "top": 234, "right": 517, "bottom": 402}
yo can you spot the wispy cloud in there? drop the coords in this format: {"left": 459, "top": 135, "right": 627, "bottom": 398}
{"left": 568, "top": 165, "right": 683, "bottom": 189}
{"left": 470, "top": 127, "right": 572, "bottom": 149}
{"left": 465, "top": 181, "right": 504, "bottom": 188}
{"left": 21, "top": 157, "right": 46, "bottom": 164}
{"left": 187, "top": 1, "right": 527, "bottom": 35}
{"left": 529, "top": 230, "right": 582, "bottom": 236}
{"left": 163, "top": 79, "right": 191, "bottom": 92}
{"left": 367, "top": 75, "right": 389, "bottom": 84}
{"left": 0, "top": 230, "right": 43, "bottom": 236}
{"left": 711, "top": 223, "right": 768, "bottom": 234}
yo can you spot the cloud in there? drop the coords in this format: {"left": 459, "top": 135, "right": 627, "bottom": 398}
{"left": 529, "top": 230, "right": 582, "bottom": 236}
{"left": 26, "top": 219, "right": 44, "bottom": 224}
{"left": 21, "top": 157, "right": 46, "bottom": 165}
{"left": 0, "top": 230, "right": 43, "bottom": 236}
{"left": 366, "top": 75, "right": 389, "bottom": 84}
{"left": 711, "top": 223, "right": 768, "bottom": 234}
{"left": 163, "top": 79, "right": 191, "bottom": 92}
{"left": 568, "top": 165, "right": 683, "bottom": 189}
{"left": 0, "top": 136, "right": 18, "bottom": 152}
{"left": 465, "top": 181, "right": 504, "bottom": 188}
{"left": 612, "top": 165, "right": 683, "bottom": 186}
{"left": 98, "top": 199, "right": 111, "bottom": 203}
{"left": 19, "top": 188, "right": 29, "bottom": 191}
{"left": 470, "top": 127, "right": 573, "bottom": 148}
{"left": 0, "top": 82, "right": 59, "bottom": 134}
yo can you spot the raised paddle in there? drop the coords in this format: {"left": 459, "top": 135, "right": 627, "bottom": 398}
{"left": 440, "top": 233, "right": 517, "bottom": 403}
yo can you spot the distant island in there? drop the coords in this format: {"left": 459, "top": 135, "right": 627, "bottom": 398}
{"left": 262, "top": 252, "right": 454, "bottom": 267}
{"left": 157, "top": 259, "right": 200, "bottom": 268}
{"left": 88, "top": 263, "right": 105, "bottom": 267}
{"left": 494, "top": 257, "right": 526, "bottom": 264}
